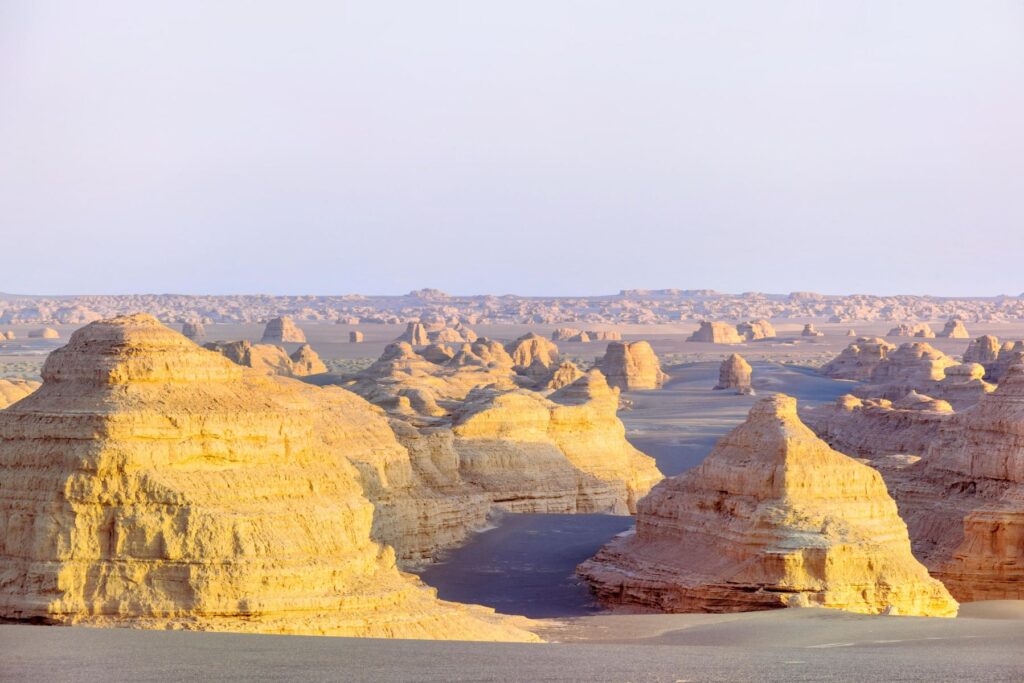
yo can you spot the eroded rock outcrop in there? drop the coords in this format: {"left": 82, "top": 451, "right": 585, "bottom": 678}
{"left": 887, "top": 323, "right": 936, "bottom": 339}
{"left": 349, "top": 330, "right": 365, "bottom": 343}
{"left": 714, "top": 354, "right": 752, "bottom": 394}
{"left": 737, "top": 319, "right": 775, "bottom": 341}
{"left": 819, "top": 337, "right": 896, "bottom": 381}
{"left": 578, "top": 394, "right": 957, "bottom": 617}
{"left": 853, "top": 342, "right": 958, "bottom": 401}
{"left": 686, "top": 322, "right": 742, "bottom": 344}
{"left": 395, "top": 322, "right": 430, "bottom": 346}
{"left": 0, "top": 314, "right": 537, "bottom": 641}
{"left": 596, "top": 341, "right": 668, "bottom": 391}
{"left": 801, "top": 323, "right": 824, "bottom": 337}
{"left": 290, "top": 344, "right": 328, "bottom": 376}
{"left": 261, "top": 316, "right": 306, "bottom": 344}
{"left": 28, "top": 327, "right": 59, "bottom": 340}
{"left": 205, "top": 340, "right": 297, "bottom": 376}
{"left": 939, "top": 319, "right": 970, "bottom": 339}
{"left": 963, "top": 335, "right": 1000, "bottom": 367}
{"left": 0, "top": 378, "right": 39, "bottom": 409}
{"left": 505, "top": 333, "right": 559, "bottom": 377}
{"left": 181, "top": 321, "right": 205, "bottom": 341}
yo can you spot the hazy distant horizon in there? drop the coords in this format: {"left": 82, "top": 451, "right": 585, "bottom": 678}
{"left": 2, "top": 2, "right": 1022, "bottom": 297}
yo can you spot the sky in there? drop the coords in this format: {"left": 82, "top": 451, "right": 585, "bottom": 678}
{"left": 1, "top": 1, "right": 1022, "bottom": 297}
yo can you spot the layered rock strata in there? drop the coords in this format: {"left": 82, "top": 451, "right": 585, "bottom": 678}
{"left": 596, "top": 341, "right": 668, "bottom": 391}
{"left": 819, "top": 337, "right": 896, "bottom": 381}
{"left": 714, "top": 354, "right": 753, "bottom": 394}
{"left": 686, "top": 322, "right": 742, "bottom": 344}
{"left": 578, "top": 394, "right": 958, "bottom": 617}
{"left": 261, "top": 316, "right": 306, "bottom": 344}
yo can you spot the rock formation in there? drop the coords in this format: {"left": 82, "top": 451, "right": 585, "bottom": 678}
{"left": 801, "top": 323, "right": 824, "bottom": 337}
{"left": 963, "top": 334, "right": 1000, "bottom": 367}
{"left": 395, "top": 322, "right": 430, "bottom": 345}
{"left": 1, "top": 331, "right": 15, "bottom": 341}
{"left": 290, "top": 344, "right": 328, "bottom": 376}
{"left": 934, "top": 363, "right": 996, "bottom": 409}
{"left": 882, "top": 365, "right": 1024, "bottom": 601}
{"left": 578, "top": 394, "right": 958, "bottom": 617}
{"left": 551, "top": 327, "right": 583, "bottom": 341}
{"left": 181, "top": 321, "right": 205, "bottom": 341}
{"left": 0, "top": 314, "right": 537, "bottom": 641}
{"left": 505, "top": 333, "right": 560, "bottom": 377}
{"left": 990, "top": 341, "right": 1024, "bottom": 383}
{"left": 847, "top": 329, "right": 857, "bottom": 336}
{"left": 802, "top": 393, "right": 953, "bottom": 460}
{"left": 205, "top": 340, "right": 297, "bottom": 376}
{"left": 853, "top": 342, "right": 958, "bottom": 401}
{"left": 544, "top": 361, "right": 584, "bottom": 390}
{"left": 737, "top": 319, "right": 775, "bottom": 341}
{"left": 819, "top": 337, "right": 895, "bottom": 381}
{"left": 714, "top": 353, "right": 753, "bottom": 394}
{"left": 28, "top": 327, "right": 59, "bottom": 340}
{"left": 349, "top": 330, "right": 365, "bottom": 343}
{"left": 261, "top": 316, "right": 306, "bottom": 344}
{"left": 939, "top": 319, "right": 970, "bottom": 339}
{"left": 887, "top": 323, "right": 936, "bottom": 338}
{"left": 0, "top": 378, "right": 40, "bottom": 409}
{"left": 588, "top": 330, "right": 622, "bottom": 341}
{"left": 596, "top": 341, "right": 668, "bottom": 391}
{"left": 686, "top": 321, "right": 742, "bottom": 344}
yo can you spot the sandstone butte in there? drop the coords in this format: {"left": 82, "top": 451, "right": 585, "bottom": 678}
{"left": 505, "top": 332, "right": 560, "bottom": 379}
{"left": 714, "top": 353, "right": 753, "bottom": 394}
{"left": 204, "top": 340, "right": 327, "bottom": 378}
{"left": 180, "top": 321, "right": 205, "bottom": 341}
{"left": 881, "top": 365, "right": 1024, "bottom": 601}
{"left": 801, "top": 323, "right": 824, "bottom": 337}
{"left": 939, "top": 318, "right": 970, "bottom": 339}
{"left": 851, "top": 342, "right": 957, "bottom": 400}
{"left": 887, "top": 323, "right": 936, "bottom": 339}
{"left": 28, "top": 327, "right": 60, "bottom": 340}
{"left": 349, "top": 330, "right": 364, "bottom": 343}
{"left": 819, "top": 337, "right": 896, "bottom": 381}
{"left": 0, "top": 315, "right": 538, "bottom": 641}
{"left": 736, "top": 319, "right": 775, "bottom": 341}
{"left": 261, "top": 315, "right": 306, "bottom": 344}
{"left": 596, "top": 341, "right": 668, "bottom": 391}
{"left": 315, "top": 337, "right": 662, "bottom": 562}
{"left": 578, "top": 394, "right": 958, "bottom": 617}
{"left": 0, "top": 378, "right": 40, "bottom": 409}
{"left": 395, "top": 322, "right": 430, "bottom": 345}
{"left": 686, "top": 321, "right": 742, "bottom": 344}
{"left": 961, "top": 334, "right": 1024, "bottom": 382}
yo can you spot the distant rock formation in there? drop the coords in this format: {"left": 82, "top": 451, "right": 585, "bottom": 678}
{"left": 27, "top": 327, "right": 59, "bottom": 340}
{"left": 990, "top": 341, "right": 1024, "bottom": 383}
{"left": 853, "top": 342, "right": 958, "bottom": 401}
{"left": 0, "top": 378, "right": 39, "bottom": 409}
{"left": 847, "top": 329, "right": 857, "bottom": 336}
{"left": 1, "top": 331, "right": 15, "bottom": 341}
{"left": 713, "top": 353, "right": 753, "bottom": 394}
{"left": 181, "top": 321, "right": 205, "bottom": 341}
{"left": 261, "top": 316, "right": 306, "bottom": 344}
{"left": 205, "top": 340, "right": 297, "bottom": 376}
{"left": 349, "top": 330, "right": 365, "bottom": 343}
{"left": 686, "top": 321, "right": 742, "bottom": 344}
{"left": 290, "top": 344, "right": 327, "bottom": 376}
{"left": 588, "top": 330, "right": 622, "bottom": 341}
{"left": 596, "top": 341, "right": 668, "bottom": 391}
{"left": 505, "top": 333, "right": 560, "bottom": 377}
{"left": 963, "top": 334, "right": 1000, "bottom": 367}
{"left": 887, "top": 323, "right": 936, "bottom": 338}
{"left": 578, "top": 394, "right": 958, "bottom": 617}
{"left": 0, "top": 315, "right": 537, "bottom": 641}
{"left": 395, "top": 322, "right": 430, "bottom": 346}
{"left": 939, "top": 319, "right": 970, "bottom": 339}
{"left": 801, "top": 323, "right": 824, "bottom": 337}
{"left": 544, "top": 361, "right": 584, "bottom": 390}
{"left": 934, "top": 363, "right": 996, "bottom": 409}
{"left": 736, "top": 319, "right": 775, "bottom": 341}
{"left": 819, "top": 337, "right": 896, "bottom": 381}
{"left": 551, "top": 327, "right": 583, "bottom": 342}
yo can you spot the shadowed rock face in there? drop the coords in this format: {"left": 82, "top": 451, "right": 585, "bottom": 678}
{"left": 395, "top": 322, "right": 430, "bottom": 345}
{"left": 713, "top": 353, "right": 752, "bottom": 394}
{"left": 853, "top": 342, "right": 958, "bottom": 401}
{"left": 884, "top": 365, "right": 1024, "bottom": 601}
{"left": 261, "top": 316, "right": 306, "bottom": 344}
{"left": 596, "top": 341, "right": 668, "bottom": 391}
{"left": 0, "top": 314, "right": 538, "bottom": 642}
{"left": 578, "top": 394, "right": 958, "bottom": 617}
{"left": 180, "top": 321, "right": 205, "bottom": 341}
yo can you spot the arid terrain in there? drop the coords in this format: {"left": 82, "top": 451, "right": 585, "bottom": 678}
{"left": 2, "top": 298, "right": 1024, "bottom": 681}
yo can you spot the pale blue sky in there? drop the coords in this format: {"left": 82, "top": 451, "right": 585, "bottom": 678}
{"left": 1, "top": 2, "right": 1022, "bottom": 296}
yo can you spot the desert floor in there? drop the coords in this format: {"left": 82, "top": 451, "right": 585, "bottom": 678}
{"left": 3, "top": 321, "right": 1024, "bottom": 681}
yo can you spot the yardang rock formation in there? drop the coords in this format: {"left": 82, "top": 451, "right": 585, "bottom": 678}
{"left": 578, "top": 394, "right": 957, "bottom": 617}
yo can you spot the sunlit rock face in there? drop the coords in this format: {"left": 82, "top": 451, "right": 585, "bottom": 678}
{"left": 0, "top": 379, "right": 39, "bottom": 409}
{"left": 260, "top": 315, "right": 306, "bottom": 344}
{"left": 579, "top": 394, "right": 958, "bottom": 618}
{"left": 853, "top": 342, "right": 958, "bottom": 401}
{"left": 714, "top": 353, "right": 752, "bottom": 394}
{"left": 686, "top": 321, "right": 742, "bottom": 344}
{"left": 596, "top": 341, "right": 668, "bottom": 391}
{"left": 884, "top": 365, "right": 1024, "bottom": 601}
{"left": 0, "top": 315, "right": 537, "bottom": 641}
{"left": 819, "top": 337, "right": 895, "bottom": 381}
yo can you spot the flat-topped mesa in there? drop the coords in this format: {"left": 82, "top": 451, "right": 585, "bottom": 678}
{"left": 551, "top": 327, "right": 584, "bottom": 342}
{"left": 290, "top": 343, "right": 327, "bottom": 376}
{"left": 181, "top": 321, "right": 205, "bottom": 341}
{"left": 819, "top": 337, "right": 896, "bottom": 381}
{"left": 261, "top": 315, "right": 306, "bottom": 344}
{"left": 736, "top": 319, "right": 775, "bottom": 341}
{"left": 1, "top": 330, "right": 15, "bottom": 341}
{"left": 801, "top": 323, "right": 824, "bottom": 337}
{"left": 349, "top": 330, "right": 365, "bottom": 343}
{"left": 883, "top": 364, "right": 1024, "bottom": 601}
{"left": 588, "top": 330, "right": 622, "bottom": 341}
{"left": 714, "top": 353, "right": 753, "bottom": 394}
{"left": 395, "top": 322, "right": 430, "bottom": 345}
{"left": 578, "top": 394, "right": 958, "bottom": 617}
{"left": 0, "top": 378, "right": 40, "bottom": 409}
{"left": 939, "top": 318, "right": 970, "bottom": 339}
{"left": 596, "top": 341, "right": 668, "bottom": 391}
{"left": 887, "top": 323, "right": 936, "bottom": 339}
{"left": 0, "top": 314, "right": 538, "bottom": 640}
{"left": 686, "top": 321, "right": 742, "bottom": 344}
{"left": 853, "top": 342, "right": 958, "bottom": 401}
